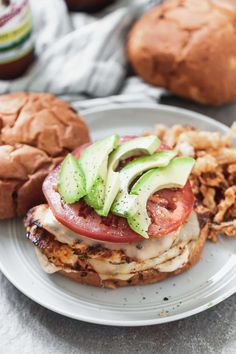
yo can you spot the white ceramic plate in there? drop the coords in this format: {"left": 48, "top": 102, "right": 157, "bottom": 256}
{"left": 0, "top": 104, "right": 236, "bottom": 327}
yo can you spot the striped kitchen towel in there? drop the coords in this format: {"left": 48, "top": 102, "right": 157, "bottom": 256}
{"left": 0, "top": 0, "right": 163, "bottom": 110}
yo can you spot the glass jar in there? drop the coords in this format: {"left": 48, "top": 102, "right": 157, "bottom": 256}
{"left": 0, "top": 0, "right": 34, "bottom": 80}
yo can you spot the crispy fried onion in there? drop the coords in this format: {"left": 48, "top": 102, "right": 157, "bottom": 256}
{"left": 147, "top": 123, "right": 236, "bottom": 241}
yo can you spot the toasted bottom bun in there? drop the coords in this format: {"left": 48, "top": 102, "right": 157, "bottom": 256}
{"left": 59, "top": 223, "right": 208, "bottom": 289}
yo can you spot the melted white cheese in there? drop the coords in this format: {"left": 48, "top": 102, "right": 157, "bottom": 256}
{"left": 154, "top": 245, "right": 190, "bottom": 273}
{"left": 34, "top": 206, "right": 200, "bottom": 280}
{"left": 40, "top": 207, "right": 199, "bottom": 262}
{"left": 35, "top": 247, "right": 62, "bottom": 274}
{"left": 88, "top": 241, "right": 190, "bottom": 278}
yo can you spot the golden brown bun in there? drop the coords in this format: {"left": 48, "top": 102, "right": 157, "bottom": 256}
{"left": 0, "top": 92, "right": 90, "bottom": 156}
{"left": 0, "top": 93, "right": 90, "bottom": 219}
{"left": 128, "top": 0, "right": 236, "bottom": 105}
{"left": 60, "top": 223, "right": 209, "bottom": 288}
{"left": 0, "top": 144, "right": 62, "bottom": 219}
{"left": 65, "top": 0, "right": 115, "bottom": 12}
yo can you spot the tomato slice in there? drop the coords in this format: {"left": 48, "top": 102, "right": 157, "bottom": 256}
{"left": 147, "top": 183, "right": 194, "bottom": 237}
{"left": 43, "top": 139, "right": 194, "bottom": 243}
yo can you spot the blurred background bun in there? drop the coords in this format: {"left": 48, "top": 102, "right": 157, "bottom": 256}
{"left": 128, "top": 0, "right": 236, "bottom": 105}
{"left": 0, "top": 93, "right": 90, "bottom": 219}
{"left": 65, "top": 0, "right": 115, "bottom": 12}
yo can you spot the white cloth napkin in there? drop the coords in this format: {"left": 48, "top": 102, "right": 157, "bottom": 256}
{"left": 0, "top": 0, "right": 163, "bottom": 111}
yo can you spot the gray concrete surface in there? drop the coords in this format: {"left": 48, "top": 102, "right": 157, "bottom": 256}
{"left": 1, "top": 96, "right": 236, "bottom": 354}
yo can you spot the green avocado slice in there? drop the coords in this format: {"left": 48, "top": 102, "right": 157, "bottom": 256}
{"left": 58, "top": 154, "right": 86, "bottom": 204}
{"left": 126, "top": 157, "right": 195, "bottom": 239}
{"left": 79, "top": 134, "right": 119, "bottom": 210}
{"left": 96, "top": 135, "right": 160, "bottom": 216}
{"left": 111, "top": 150, "right": 177, "bottom": 216}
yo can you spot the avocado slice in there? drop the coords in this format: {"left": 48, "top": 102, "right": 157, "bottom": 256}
{"left": 97, "top": 135, "right": 160, "bottom": 216}
{"left": 79, "top": 134, "right": 119, "bottom": 209}
{"left": 58, "top": 154, "right": 86, "bottom": 204}
{"left": 111, "top": 150, "right": 177, "bottom": 216}
{"left": 126, "top": 157, "right": 195, "bottom": 238}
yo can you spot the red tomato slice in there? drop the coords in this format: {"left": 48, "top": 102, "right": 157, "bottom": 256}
{"left": 43, "top": 139, "right": 194, "bottom": 243}
{"left": 147, "top": 183, "right": 194, "bottom": 237}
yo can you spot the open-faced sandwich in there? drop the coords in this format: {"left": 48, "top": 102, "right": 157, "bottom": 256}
{"left": 25, "top": 134, "right": 210, "bottom": 288}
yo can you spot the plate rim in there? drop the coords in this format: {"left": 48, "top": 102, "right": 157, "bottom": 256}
{"left": 1, "top": 253, "right": 235, "bottom": 327}
{"left": 0, "top": 103, "right": 235, "bottom": 327}
{"left": 82, "top": 102, "right": 230, "bottom": 133}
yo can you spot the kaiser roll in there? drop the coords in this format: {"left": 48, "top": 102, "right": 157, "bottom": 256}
{"left": 0, "top": 92, "right": 90, "bottom": 219}
{"left": 128, "top": 0, "right": 236, "bottom": 105}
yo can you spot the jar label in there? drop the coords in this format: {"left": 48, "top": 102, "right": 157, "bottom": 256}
{"left": 0, "top": 0, "right": 33, "bottom": 64}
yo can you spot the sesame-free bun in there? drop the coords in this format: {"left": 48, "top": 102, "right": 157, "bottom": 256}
{"left": 128, "top": 0, "right": 236, "bottom": 105}
{"left": 0, "top": 92, "right": 90, "bottom": 156}
{"left": 60, "top": 223, "right": 208, "bottom": 288}
{"left": 0, "top": 144, "right": 62, "bottom": 219}
{"left": 0, "top": 93, "right": 90, "bottom": 219}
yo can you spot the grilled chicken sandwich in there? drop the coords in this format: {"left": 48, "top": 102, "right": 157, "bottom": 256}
{"left": 24, "top": 135, "right": 208, "bottom": 288}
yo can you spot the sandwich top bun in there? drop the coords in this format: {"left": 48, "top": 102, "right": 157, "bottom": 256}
{"left": 0, "top": 93, "right": 90, "bottom": 219}
{"left": 128, "top": 0, "right": 236, "bottom": 105}
{"left": 0, "top": 92, "right": 89, "bottom": 156}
